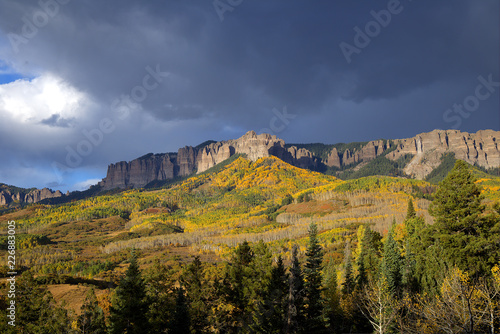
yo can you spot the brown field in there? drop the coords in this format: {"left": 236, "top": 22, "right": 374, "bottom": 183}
{"left": 48, "top": 284, "right": 111, "bottom": 315}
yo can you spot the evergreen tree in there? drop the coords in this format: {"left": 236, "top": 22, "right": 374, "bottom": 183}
{"left": 323, "top": 257, "right": 342, "bottom": 333}
{"left": 144, "top": 259, "right": 176, "bottom": 333}
{"left": 78, "top": 287, "right": 106, "bottom": 334}
{"left": 170, "top": 288, "right": 190, "bottom": 334}
{"left": 342, "top": 242, "right": 355, "bottom": 296}
{"left": 204, "top": 264, "right": 233, "bottom": 333}
{"left": 414, "top": 238, "right": 450, "bottom": 295}
{"left": 303, "top": 223, "right": 326, "bottom": 332}
{"left": 226, "top": 240, "right": 254, "bottom": 310}
{"left": 356, "top": 238, "right": 368, "bottom": 289}
{"left": 381, "top": 224, "right": 403, "bottom": 298}
{"left": 401, "top": 215, "right": 425, "bottom": 294}
{"left": 252, "top": 255, "right": 289, "bottom": 334}
{"left": 250, "top": 241, "right": 274, "bottom": 303}
{"left": 183, "top": 256, "right": 209, "bottom": 333}
{"left": 247, "top": 241, "right": 274, "bottom": 333}
{"left": 340, "top": 241, "right": 372, "bottom": 333}
{"left": 406, "top": 198, "right": 416, "bottom": 220}
{"left": 109, "top": 253, "right": 149, "bottom": 334}
{"left": 225, "top": 241, "right": 255, "bottom": 333}
{"left": 234, "top": 240, "right": 254, "bottom": 267}
{"left": 286, "top": 244, "right": 305, "bottom": 334}
{"left": 7, "top": 271, "right": 72, "bottom": 333}
{"left": 356, "top": 226, "right": 383, "bottom": 288}
{"left": 428, "top": 160, "right": 500, "bottom": 276}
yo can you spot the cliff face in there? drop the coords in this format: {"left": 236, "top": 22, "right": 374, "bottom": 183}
{"left": 325, "top": 139, "right": 392, "bottom": 167}
{"left": 99, "top": 153, "right": 179, "bottom": 189}
{"left": 0, "top": 187, "right": 64, "bottom": 205}
{"left": 99, "top": 131, "right": 318, "bottom": 190}
{"left": 323, "top": 129, "right": 499, "bottom": 179}
{"left": 388, "top": 129, "right": 499, "bottom": 179}
{"left": 196, "top": 131, "right": 318, "bottom": 172}
{"left": 98, "top": 129, "right": 500, "bottom": 190}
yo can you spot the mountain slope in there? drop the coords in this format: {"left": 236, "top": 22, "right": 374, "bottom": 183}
{"left": 4, "top": 156, "right": 440, "bottom": 258}
{"left": 1, "top": 155, "right": 498, "bottom": 287}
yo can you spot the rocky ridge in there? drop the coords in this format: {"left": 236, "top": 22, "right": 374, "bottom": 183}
{"left": 388, "top": 129, "right": 499, "bottom": 179}
{"left": 99, "top": 131, "right": 319, "bottom": 190}
{"left": 0, "top": 187, "right": 65, "bottom": 206}
{"left": 98, "top": 129, "right": 500, "bottom": 190}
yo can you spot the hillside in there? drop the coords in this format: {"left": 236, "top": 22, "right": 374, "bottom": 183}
{"left": 1, "top": 154, "right": 499, "bottom": 332}
{"left": 5, "top": 154, "right": 493, "bottom": 277}
{"left": 3, "top": 155, "right": 499, "bottom": 266}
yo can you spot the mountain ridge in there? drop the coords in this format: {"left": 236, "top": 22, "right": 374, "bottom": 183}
{"left": 98, "top": 129, "right": 500, "bottom": 190}
{"left": 1, "top": 128, "right": 498, "bottom": 206}
{"left": 0, "top": 183, "right": 67, "bottom": 207}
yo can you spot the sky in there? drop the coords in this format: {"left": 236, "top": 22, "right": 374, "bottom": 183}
{"left": 0, "top": 0, "right": 498, "bottom": 192}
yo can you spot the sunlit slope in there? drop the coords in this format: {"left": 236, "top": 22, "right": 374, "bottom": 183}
{"left": 5, "top": 156, "right": 498, "bottom": 260}
{"left": 471, "top": 168, "right": 500, "bottom": 202}
{"left": 7, "top": 156, "right": 336, "bottom": 232}
{"left": 95, "top": 157, "right": 435, "bottom": 255}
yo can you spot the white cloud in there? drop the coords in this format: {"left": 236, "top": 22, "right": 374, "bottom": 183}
{"left": 0, "top": 73, "right": 92, "bottom": 125}
{"left": 71, "top": 178, "right": 101, "bottom": 191}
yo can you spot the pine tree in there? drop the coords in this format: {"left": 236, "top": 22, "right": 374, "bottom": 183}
{"left": 381, "top": 224, "right": 403, "bottom": 298}
{"left": 303, "top": 223, "right": 326, "bottom": 332}
{"left": 78, "top": 287, "right": 106, "bottom": 334}
{"left": 226, "top": 240, "right": 254, "bottom": 309}
{"left": 183, "top": 256, "right": 209, "bottom": 333}
{"left": 401, "top": 215, "right": 425, "bottom": 294}
{"left": 406, "top": 198, "right": 416, "bottom": 220}
{"left": 225, "top": 241, "right": 256, "bottom": 333}
{"left": 356, "top": 237, "right": 368, "bottom": 289}
{"left": 234, "top": 240, "right": 254, "bottom": 267}
{"left": 144, "top": 259, "right": 176, "bottom": 333}
{"left": 170, "top": 288, "right": 190, "bottom": 334}
{"left": 250, "top": 241, "right": 274, "bottom": 303}
{"left": 286, "top": 244, "right": 305, "bottom": 334}
{"left": 342, "top": 242, "right": 354, "bottom": 296}
{"left": 252, "top": 255, "right": 289, "bottom": 334}
{"left": 10, "top": 271, "right": 72, "bottom": 333}
{"left": 340, "top": 241, "right": 373, "bottom": 333}
{"left": 109, "top": 253, "right": 149, "bottom": 334}
{"left": 356, "top": 226, "right": 383, "bottom": 288}
{"left": 428, "top": 160, "right": 500, "bottom": 276}
{"left": 323, "top": 257, "right": 341, "bottom": 333}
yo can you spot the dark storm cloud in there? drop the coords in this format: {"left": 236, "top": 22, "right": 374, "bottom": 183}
{"left": 0, "top": 0, "right": 498, "bottom": 190}
{"left": 40, "top": 113, "right": 75, "bottom": 128}
{"left": 1, "top": 1, "right": 494, "bottom": 114}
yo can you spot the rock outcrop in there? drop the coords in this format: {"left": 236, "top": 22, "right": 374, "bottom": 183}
{"left": 0, "top": 187, "right": 64, "bottom": 205}
{"left": 24, "top": 188, "right": 64, "bottom": 203}
{"left": 99, "top": 131, "right": 318, "bottom": 190}
{"left": 323, "top": 129, "right": 499, "bottom": 179}
{"left": 99, "top": 153, "right": 180, "bottom": 189}
{"left": 388, "top": 129, "right": 499, "bottom": 179}
{"left": 324, "top": 139, "right": 393, "bottom": 167}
